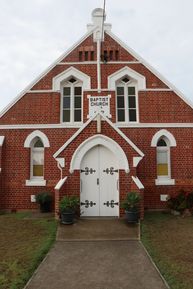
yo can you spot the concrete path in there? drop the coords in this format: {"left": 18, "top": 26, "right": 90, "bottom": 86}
{"left": 25, "top": 240, "right": 168, "bottom": 289}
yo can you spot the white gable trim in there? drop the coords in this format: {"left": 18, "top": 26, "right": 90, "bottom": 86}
{"left": 70, "top": 135, "right": 129, "bottom": 173}
{"left": 53, "top": 114, "right": 96, "bottom": 158}
{"left": 52, "top": 67, "right": 91, "bottom": 91}
{"left": 133, "top": 157, "right": 143, "bottom": 167}
{"left": 0, "top": 30, "right": 94, "bottom": 118}
{"left": 132, "top": 176, "right": 144, "bottom": 190}
{"left": 106, "top": 30, "right": 193, "bottom": 109}
{"left": 24, "top": 130, "right": 50, "bottom": 148}
{"left": 55, "top": 177, "right": 68, "bottom": 190}
{"left": 53, "top": 111, "right": 144, "bottom": 158}
{"left": 102, "top": 113, "right": 144, "bottom": 157}
{"left": 151, "top": 129, "right": 177, "bottom": 147}
{"left": 0, "top": 136, "right": 5, "bottom": 146}
{"left": 108, "top": 66, "right": 146, "bottom": 90}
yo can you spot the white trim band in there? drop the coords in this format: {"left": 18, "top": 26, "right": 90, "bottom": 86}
{"left": 0, "top": 136, "right": 5, "bottom": 146}
{"left": 55, "top": 177, "right": 68, "bottom": 190}
{"left": 132, "top": 176, "right": 144, "bottom": 189}
{"left": 1, "top": 123, "right": 193, "bottom": 130}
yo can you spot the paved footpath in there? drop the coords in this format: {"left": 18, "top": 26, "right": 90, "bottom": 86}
{"left": 25, "top": 240, "right": 169, "bottom": 289}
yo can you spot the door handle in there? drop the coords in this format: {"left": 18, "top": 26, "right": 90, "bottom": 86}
{"left": 117, "top": 179, "right": 119, "bottom": 191}
{"left": 97, "top": 178, "right": 99, "bottom": 185}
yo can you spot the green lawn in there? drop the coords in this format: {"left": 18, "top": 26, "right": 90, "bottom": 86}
{"left": 141, "top": 212, "right": 193, "bottom": 289}
{"left": 0, "top": 212, "right": 57, "bottom": 289}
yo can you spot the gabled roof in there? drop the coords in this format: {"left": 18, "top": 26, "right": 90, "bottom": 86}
{"left": 0, "top": 29, "right": 95, "bottom": 118}
{"left": 53, "top": 112, "right": 144, "bottom": 158}
{"left": 106, "top": 30, "right": 193, "bottom": 109}
{"left": 1, "top": 10, "right": 193, "bottom": 119}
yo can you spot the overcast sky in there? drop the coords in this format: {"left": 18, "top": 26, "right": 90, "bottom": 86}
{"left": 0, "top": 0, "right": 193, "bottom": 112}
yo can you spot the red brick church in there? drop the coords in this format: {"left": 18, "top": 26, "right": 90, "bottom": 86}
{"left": 0, "top": 8, "right": 193, "bottom": 218}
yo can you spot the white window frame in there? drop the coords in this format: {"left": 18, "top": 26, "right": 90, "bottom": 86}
{"left": 26, "top": 137, "right": 46, "bottom": 187}
{"left": 30, "top": 146, "right": 44, "bottom": 180}
{"left": 24, "top": 131, "right": 49, "bottom": 187}
{"left": 61, "top": 79, "right": 83, "bottom": 125}
{"left": 116, "top": 79, "right": 139, "bottom": 123}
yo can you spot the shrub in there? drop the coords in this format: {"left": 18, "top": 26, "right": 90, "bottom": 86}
{"left": 35, "top": 192, "right": 52, "bottom": 213}
{"left": 121, "top": 192, "right": 141, "bottom": 211}
{"left": 59, "top": 196, "right": 79, "bottom": 213}
{"left": 167, "top": 190, "right": 193, "bottom": 213}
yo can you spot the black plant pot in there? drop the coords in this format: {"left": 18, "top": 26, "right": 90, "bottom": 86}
{"left": 40, "top": 202, "right": 52, "bottom": 213}
{"left": 125, "top": 209, "right": 139, "bottom": 223}
{"left": 61, "top": 211, "right": 76, "bottom": 225}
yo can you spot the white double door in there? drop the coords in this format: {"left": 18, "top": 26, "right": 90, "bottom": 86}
{"left": 80, "top": 145, "right": 119, "bottom": 217}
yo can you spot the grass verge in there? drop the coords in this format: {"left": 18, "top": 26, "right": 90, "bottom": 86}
{"left": 0, "top": 212, "right": 57, "bottom": 289}
{"left": 141, "top": 211, "right": 193, "bottom": 289}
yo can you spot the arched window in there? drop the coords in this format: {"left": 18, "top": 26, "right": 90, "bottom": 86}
{"left": 155, "top": 136, "right": 175, "bottom": 185}
{"left": 31, "top": 137, "right": 44, "bottom": 179}
{"left": 61, "top": 77, "right": 83, "bottom": 123}
{"left": 157, "top": 137, "right": 170, "bottom": 178}
{"left": 116, "top": 77, "right": 138, "bottom": 122}
{"left": 151, "top": 129, "right": 176, "bottom": 185}
{"left": 24, "top": 131, "right": 49, "bottom": 186}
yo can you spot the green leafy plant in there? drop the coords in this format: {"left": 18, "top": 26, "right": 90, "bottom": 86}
{"left": 121, "top": 192, "right": 141, "bottom": 211}
{"left": 59, "top": 196, "right": 79, "bottom": 213}
{"left": 167, "top": 190, "right": 193, "bottom": 213}
{"left": 187, "top": 192, "right": 193, "bottom": 210}
{"left": 35, "top": 192, "right": 52, "bottom": 205}
{"left": 167, "top": 191, "right": 185, "bottom": 212}
{"left": 35, "top": 192, "right": 52, "bottom": 213}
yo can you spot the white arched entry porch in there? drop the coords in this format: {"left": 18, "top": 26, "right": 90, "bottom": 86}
{"left": 70, "top": 135, "right": 129, "bottom": 217}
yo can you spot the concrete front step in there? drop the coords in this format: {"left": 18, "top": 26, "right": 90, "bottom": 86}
{"left": 57, "top": 218, "right": 140, "bottom": 241}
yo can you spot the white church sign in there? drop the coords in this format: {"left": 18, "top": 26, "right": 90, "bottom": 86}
{"left": 87, "top": 95, "right": 111, "bottom": 118}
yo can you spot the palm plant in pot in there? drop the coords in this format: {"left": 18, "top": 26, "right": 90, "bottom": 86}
{"left": 121, "top": 192, "right": 141, "bottom": 223}
{"left": 59, "top": 196, "right": 79, "bottom": 225}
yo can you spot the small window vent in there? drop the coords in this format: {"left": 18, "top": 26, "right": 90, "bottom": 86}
{"left": 122, "top": 77, "right": 130, "bottom": 83}
{"left": 69, "top": 78, "right": 76, "bottom": 83}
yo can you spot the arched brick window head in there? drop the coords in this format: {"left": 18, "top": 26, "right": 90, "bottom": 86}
{"left": 151, "top": 130, "right": 176, "bottom": 186}
{"left": 24, "top": 131, "right": 50, "bottom": 187}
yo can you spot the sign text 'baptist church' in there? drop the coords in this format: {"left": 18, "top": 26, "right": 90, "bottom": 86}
{"left": 87, "top": 95, "right": 111, "bottom": 118}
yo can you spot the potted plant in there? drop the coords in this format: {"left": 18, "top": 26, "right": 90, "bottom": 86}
{"left": 35, "top": 192, "right": 52, "bottom": 213}
{"left": 121, "top": 192, "right": 141, "bottom": 223}
{"left": 59, "top": 196, "right": 79, "bottom": 224}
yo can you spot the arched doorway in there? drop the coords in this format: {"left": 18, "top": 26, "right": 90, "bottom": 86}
{"left": 80, "top": 145, "right": 119, "bottom": 217}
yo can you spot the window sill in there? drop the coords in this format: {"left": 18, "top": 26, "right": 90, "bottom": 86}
{"left": 26, "top": 179, "right": 46, "bottom": 187}
{"left": 116, "top": 122, "right": 139, "bottom": 127}
{"left": 155, "top": 178, "right": 175, "bottom": 186}
{"left": 60, "top": 122, "right": 83, "bottom": 128}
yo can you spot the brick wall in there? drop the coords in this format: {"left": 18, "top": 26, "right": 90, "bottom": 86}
{"left": 0, "top": 28, "right": 193, "bottom": 214}
{"left": 1, "top": 123, "right": 193, "bottom": 212}
{"left": 2, "top": 33, "right": 193, "bottom": 125}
